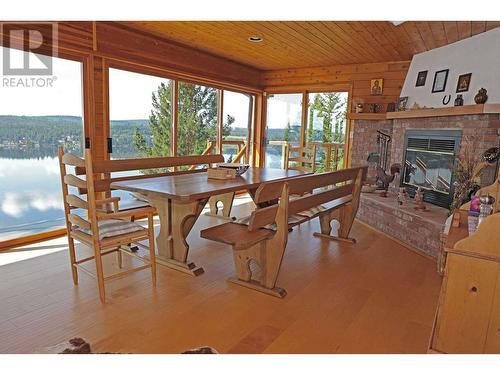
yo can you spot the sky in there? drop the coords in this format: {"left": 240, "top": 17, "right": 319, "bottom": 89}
{"left": 0, "top": 47, "right": 250, "bottom": 128}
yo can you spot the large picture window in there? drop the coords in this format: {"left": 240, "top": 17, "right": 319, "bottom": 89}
{"left": 109, "top": 68, "right": 173, "bottom": 159}
{"left": 0, "top": 47, "right": 84, "bottom": 241}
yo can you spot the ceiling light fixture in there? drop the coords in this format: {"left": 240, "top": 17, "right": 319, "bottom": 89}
{"left": 248, "top": 35, "right": 263, "bottom": 43}
{"left": 390, "top": 21, "right": 406, "bottom": 26}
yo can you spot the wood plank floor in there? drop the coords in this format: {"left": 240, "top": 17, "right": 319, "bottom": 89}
{"left": 0, "top": 196, "right": 442, "bottom": 354}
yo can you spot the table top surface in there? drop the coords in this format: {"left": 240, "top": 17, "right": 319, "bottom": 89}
{"left": 111, "top": 167, "right": 307, "bottom": 202}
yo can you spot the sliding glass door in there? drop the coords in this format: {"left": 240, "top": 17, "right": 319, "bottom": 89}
{"left": 306, "top": 92, "right": 348, "bottom": 172}
{"left": 222, "top": 90, "right": 253, "bottom": 164}
{"left": 0, "top": 47, "right": 84, "bottom": 242}
{"left": 264, "top": 93, "right": 302, "bottom": 168}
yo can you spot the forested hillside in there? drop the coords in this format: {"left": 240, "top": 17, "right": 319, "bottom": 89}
{"left": 0, "top": 115, "right": 150, "bottom": 158}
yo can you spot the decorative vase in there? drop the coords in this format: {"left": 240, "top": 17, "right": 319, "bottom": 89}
{"left": 454, "top": 94, "right": 464, "bottom": 106}
{"left": 474, "top": 88, "right": 488, "bottom": 104}
{"left": 355, "top": 103, "right": 364, "bottom": 113}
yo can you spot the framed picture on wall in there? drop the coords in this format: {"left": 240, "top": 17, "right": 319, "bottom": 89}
{"left": 456, "top": 73, "right": 472, "bottom": 93}
{"left": 415, "top": 70, "right": 428, "bottom": 87}
{"left": 397, "top": 96, "right": 408, "bottom": 111}
{"left": 370, "top": 79, "right": 383, "bottom": 95}
{"left": 431, "top": 69, "right": 449, "bottom": 93}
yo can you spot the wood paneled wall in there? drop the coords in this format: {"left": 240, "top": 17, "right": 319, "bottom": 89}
{"left": 261, "top": 61, "right": 410, "bottom": 113}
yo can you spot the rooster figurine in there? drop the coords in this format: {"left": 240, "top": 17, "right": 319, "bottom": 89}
{"left": 376, "top": 163, "right": 401, "bottom": 196}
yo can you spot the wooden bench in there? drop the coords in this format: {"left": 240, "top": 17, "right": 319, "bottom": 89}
{"left": 200, "top": 166, "right": 367, "bottom": 297}
{"left": 73, "top": 154, "right": 228, "bottom": 218}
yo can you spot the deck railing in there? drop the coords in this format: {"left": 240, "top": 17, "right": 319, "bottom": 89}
{"left": 189, "top": 138, "right": 248, "bottom": 170}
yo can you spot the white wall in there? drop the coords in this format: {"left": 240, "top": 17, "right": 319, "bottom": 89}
{"left": 400, "top": 28, "right": 500, "bottom": 108}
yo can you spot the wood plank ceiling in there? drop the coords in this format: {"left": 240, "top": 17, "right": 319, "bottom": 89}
{"left": 119, "top": 21, "right": 500, "bottom": 71}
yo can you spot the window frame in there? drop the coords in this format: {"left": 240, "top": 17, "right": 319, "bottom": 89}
{"left": 105, "top": 59, "right": 257, "bottom": 162}
{"left": 0, "top": 39, "right": 262, "bottom": 250}
{"left": 0, "top": 47, "right": 89, "bottom": 249}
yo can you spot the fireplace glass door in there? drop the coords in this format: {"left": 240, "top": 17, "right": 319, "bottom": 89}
{"left": 401, "top": 130, "right": 462, "bottom": 208}
{"left": 403, "top": 149, "right": 454, "bottom": 194}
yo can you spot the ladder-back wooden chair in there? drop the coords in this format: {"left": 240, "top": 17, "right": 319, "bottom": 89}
{"left": 284, "top": 144, "right": 317, "bottom": 173}
{"left": 58, "top": 147, "right": 157, "bottom": 303}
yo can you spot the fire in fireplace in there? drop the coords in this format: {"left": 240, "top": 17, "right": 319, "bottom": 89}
{"left": 401, "top": 129, "right": 462, "bottom": 208}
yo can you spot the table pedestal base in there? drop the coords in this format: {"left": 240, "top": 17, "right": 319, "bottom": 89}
{"left": 149, "top": 197, "right": 209, "bottom": 277}
{"left": 228, "top": 277, "right": 287, "bottom": 298}
{"left": 155, "top": 257, "right": 204, "bottom": 276}
{"left": 205, "top": 192, "right": 236, "bottom": 221}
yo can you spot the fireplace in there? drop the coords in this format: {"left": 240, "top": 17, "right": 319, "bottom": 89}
{"left": 401, "top": 129, "right": 462, "bottom": 208}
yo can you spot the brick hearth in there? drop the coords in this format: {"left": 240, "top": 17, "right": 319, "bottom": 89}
{"left": 350, "top": 113, "right": 500, "bottom": 258}
{"left": 357, "top": 192, "right": 448, "bottom": 258}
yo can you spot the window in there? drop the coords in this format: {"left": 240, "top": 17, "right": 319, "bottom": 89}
{"left": 109, "top": 68, "right": 173, "bottom": 159}
{"left": 0, "top": 47, "right": 84, "bottom": 241}
{"left": 222, "top": 90, "right": 253, "bottom": 164}
{"left": 306, "top": 92, "right": 348, "bottom": 171}
{"left": 264, "top": 93, "right": 302, "bottom": 168}
{"left": 177, "top": 82, "right": 218, "bottom": 157}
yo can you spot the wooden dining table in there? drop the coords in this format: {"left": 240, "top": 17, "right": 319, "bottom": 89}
{"left": 111, "top": 167, "right": 307, "bottom": 276}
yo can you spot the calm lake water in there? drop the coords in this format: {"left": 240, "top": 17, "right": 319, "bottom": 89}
{"left": 0, "top": 157, "right": 134, "bottom": 241}
{"left": 0, "top": 152, "right": 281, "bottom": 241}
{"left": 0, "top": 157, "right": 66, "bottom": 240}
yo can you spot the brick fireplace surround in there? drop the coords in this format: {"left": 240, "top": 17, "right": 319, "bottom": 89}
{"left": 350, "top": 113, "right": 500, "bottom": 258}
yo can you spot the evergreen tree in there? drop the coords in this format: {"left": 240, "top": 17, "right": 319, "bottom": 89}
{"left": 309, "top": 93, "right": 347, "bottom": 171}
{"left": 133, "top": 82, "right": 172, "bottom": 158}
{"left": 133, "top": 82, "right": 233, "bottom": 171}
{"left": 283, "top": 120, "right": 291, "bottom": 142}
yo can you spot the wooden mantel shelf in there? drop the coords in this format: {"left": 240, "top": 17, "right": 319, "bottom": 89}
{"left": 386, "top": 104, "right": 500, "bottom": 119}
{"left": 349, "top": 104, "right": 500, "bottom": 121}
{"left": 347, "top": 113, "right": 387, "bottom": 120}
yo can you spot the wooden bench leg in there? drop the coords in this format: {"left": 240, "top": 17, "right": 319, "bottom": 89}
{"left": 205, "top": 192, "right": 236, "bottom": 221}
{"left": 314, "top": 207, "right": 356, "bottom": 244}
{"left": 338, "top": 204, "right": 356, "bottom": 239}
{"left": 228, "top": 242, "right": 287, "bottom": 298}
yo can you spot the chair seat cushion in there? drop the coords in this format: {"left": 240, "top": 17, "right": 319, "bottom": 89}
{"left": 74, "top": 219, "right": 146, "bottom": 240}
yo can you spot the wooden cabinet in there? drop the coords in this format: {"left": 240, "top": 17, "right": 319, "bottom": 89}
{"left": 429, "top": 211, "right": 500, "bottom": 353}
